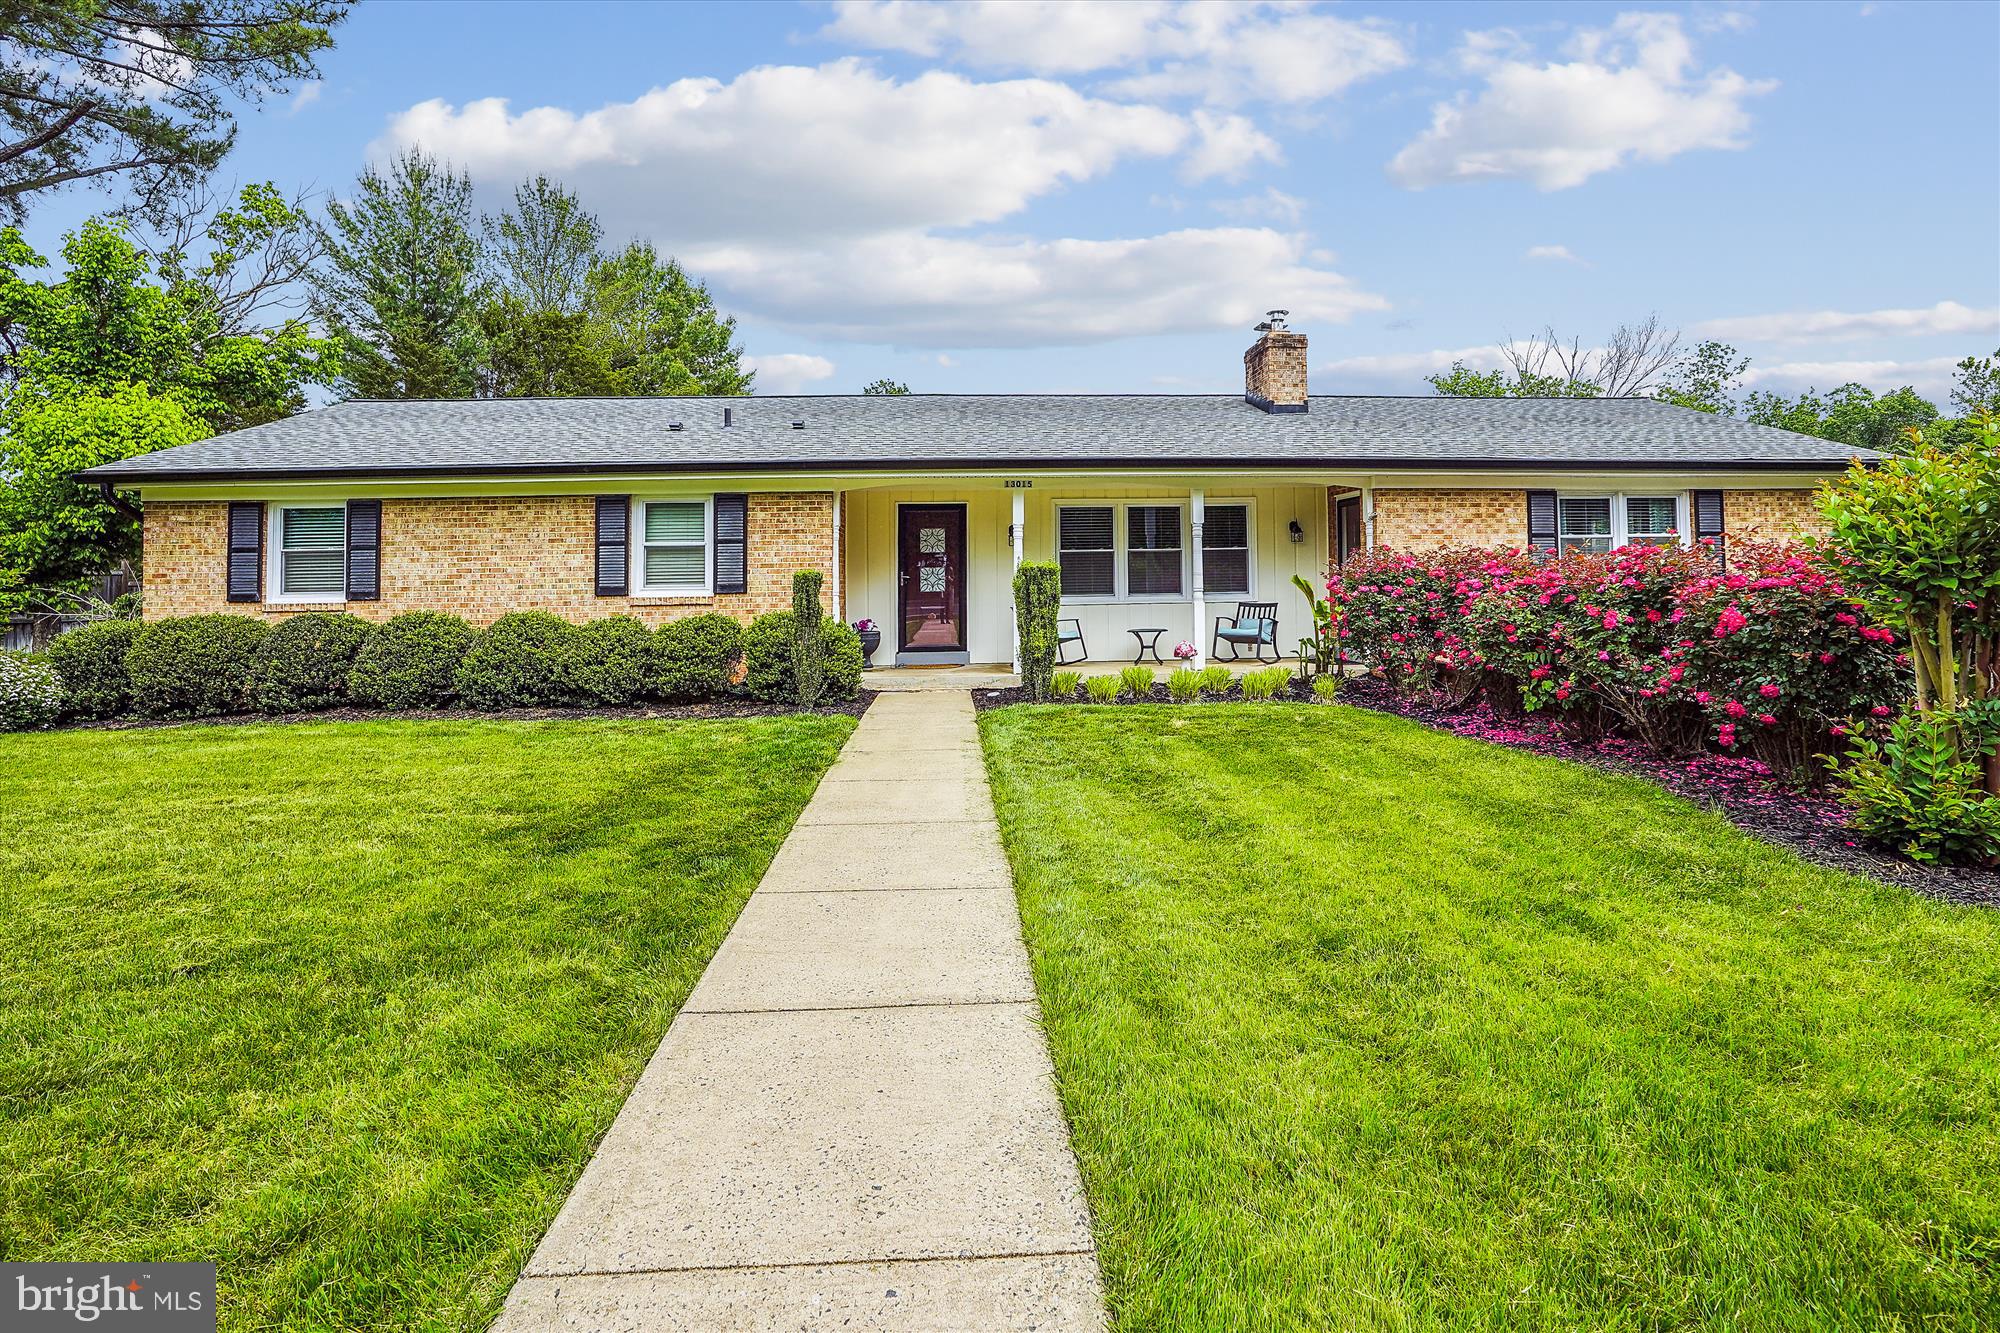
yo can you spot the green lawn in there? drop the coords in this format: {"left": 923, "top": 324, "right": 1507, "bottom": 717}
{"left": 981, "top": 704, "right": 2000, "bottom": 1333}
{"left": 0, "top": 716, "right": 851, "bottom": 1330}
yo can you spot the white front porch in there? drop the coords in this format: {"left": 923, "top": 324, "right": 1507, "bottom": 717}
{"left": 840, "top": 478, "right": 1337, "bottom": 671}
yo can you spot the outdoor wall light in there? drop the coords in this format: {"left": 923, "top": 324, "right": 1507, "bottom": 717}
{"left": 1288, "top": 519, "right": 1305, "bottom": 543}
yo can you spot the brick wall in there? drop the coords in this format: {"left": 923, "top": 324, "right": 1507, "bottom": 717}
{"left": 141, "top": 492, "right": 835, "bottom": 625}
{"left": 1723, "top": 488, "right": 1827, "bottom": 542}
{"left": 1368, "top": 488, "right": 1529, "bottom": 552}
{"left": 1337, "top": 485, "right": 1828, "bottom": 559}
{"left": 1244, "top": 330, "right": 1308, "bottom": 408}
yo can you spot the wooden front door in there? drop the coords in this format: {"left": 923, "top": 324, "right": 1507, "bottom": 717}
{"left": 897, "top": 504, "right": 967, "bottom": 652}
{"left": 1336, "top": 495, "right": 1364, "bottom": 564}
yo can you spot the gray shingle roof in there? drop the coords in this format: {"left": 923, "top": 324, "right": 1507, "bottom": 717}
{"left": 77, "top": 393, "right": 1867, "bottom": 482}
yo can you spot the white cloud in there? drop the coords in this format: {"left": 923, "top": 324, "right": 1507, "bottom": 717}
{"left": 823, "top": 1, "right": 1409, "bottom": 105}
{"left": 378, "top": 60, "right": 1187, "bottom": 242}
{"left": 1315, "top": 345, "right": 1501, "bottom": 392}
{"left": 742, "top": 353, "right": 836, "bottom": 394}
{"left": 1179, "top": 109, "right": 1281, "bottom": 183}
{"left": 1697, "top": 300, "right": 1999, "bottom": 344}
{"left": 687, "top": 227, "right": 1387, "bottom": 348}
{"left": 1387, "top": 12, "right": 1775, "bottom": 190}
{"left": 287, "top": 81, "right": 323, "bottom": 115}
{"left": 379, "top": 59, "right": 1383, "bottom": 350}
{"left": 1523, "top": 243, "right": 1586, "bottom": 264}
{"left": 1741, "top": 356, "right": 1961, "bottom": 402}
{"left": 935, "top": 353, "right": 957, "bottom": 367}
{"left": 1211, "top": 187, "right": 1305, "bottom": 224}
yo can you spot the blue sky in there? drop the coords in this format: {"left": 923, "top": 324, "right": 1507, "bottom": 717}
{"left": 24, "top": 0, "right": 2000, "bottom": 399}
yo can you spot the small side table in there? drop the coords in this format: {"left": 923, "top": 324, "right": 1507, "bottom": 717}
{"left": 1128, "top": 627, "right": 1167, "bottom": 664}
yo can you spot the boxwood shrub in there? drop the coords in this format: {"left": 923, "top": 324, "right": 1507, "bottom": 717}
{"left": 250, "top": 612, "right": 374, "bottom": 713}
{"left": 654, "top": 613, "right": 744, "bottom": 701}
{"left": 561, "top": 615, "right": 657, "bottom": 705}
{"left": 454, "top": 610, "right": 583, "bottom": 709}
{"left": 0, "top": 651, "right": 66, "bottom": 731}
{"left": 742, "top": 610, "right": 863, "bottom": 703}
{"left": 126, "top": 615, "right": 272, "bottom": 717}
{"left": 347, "top": 611, "right": 475, "bottom": 710}
{"left": 45, "top": 619, "right": 142, "bottom": 718}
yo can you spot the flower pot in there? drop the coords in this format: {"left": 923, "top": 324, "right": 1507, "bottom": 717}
{"left": 858, "top": 629, "right": 882, "bottom": 662}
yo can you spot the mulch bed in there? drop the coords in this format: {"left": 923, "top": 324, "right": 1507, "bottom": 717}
{"left": 975, "top": 683, "right": 1999, "bottom": 908}
{"left": 56, "top": 691, "right": 878, "bottom": 733}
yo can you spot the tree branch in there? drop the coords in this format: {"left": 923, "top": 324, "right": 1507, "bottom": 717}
{"left": 0, "top": 100, "right": 96, "bottom": 168}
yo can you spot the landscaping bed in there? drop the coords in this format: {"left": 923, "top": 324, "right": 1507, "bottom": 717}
{"left": 981, "top": 704, "right": 2000, "bottom": 1332}
{"left": 0, "top": 716, "right": 853, "bottom": 1330}
{"left": 62, "top": 690, "right": 876, "bottom": 731}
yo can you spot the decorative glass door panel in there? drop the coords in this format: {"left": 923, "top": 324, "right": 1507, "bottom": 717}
{"left": 897, "top": 505, "right": 967, "bottom": 651}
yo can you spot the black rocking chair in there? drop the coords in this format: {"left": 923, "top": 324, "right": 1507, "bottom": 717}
{"left": 1056, "top": 617, "right": 1088, "bottom": 665}
{"left": 1213, "top": 601, "right": 1280, "bottom": 663}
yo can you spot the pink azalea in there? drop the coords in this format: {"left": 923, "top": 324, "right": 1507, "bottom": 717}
{"left": 1724, "top": 699, "right": 1747, "bottom": 719}
{"left": 1759, "top": 682, "right": 1781, "bottom": 699}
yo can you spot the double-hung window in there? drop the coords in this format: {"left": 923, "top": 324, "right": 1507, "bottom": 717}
{"left": 1126, "top": 506, "right": 1183, "bottom": 596}
{"left": 274, "top": 504, "right": 346, "bottom": 600}
{"left": 636, "top": 498, "right": 711, "bottom": 594}
{"left": 1057, "top": 506, "right": 1116, "bottom": 597}
{"left": 1201, "top": 504, "right": 1251, "bottom": 596}
{"left": 1557, "top": 493, "right": 1684, "bottom": 552}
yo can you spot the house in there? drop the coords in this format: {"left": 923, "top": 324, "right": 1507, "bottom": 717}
{"left": 78, "top": 315, "right": 1859, "bottom": 670}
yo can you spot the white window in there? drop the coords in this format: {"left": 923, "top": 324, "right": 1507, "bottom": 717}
{"left": 635, "top": 498, "right": 711, "bottom": 594}
{"left": 272, "top": 504, "right": 346, "bottom": 601}
{"left": 1201, "top": 503, "right": 1251, "bottom": 596}
{"left": 1057, "top": 506, "right": 1116, "bottom": 597}
{"left": 1126, "top": 506, "right": 1183, "bottom": 596}
{"left": 1558, "top": 492, "right": 1686, "bottom": 552}
{"left": 1056, "top": 501, "right": 1236, "bottom": 601}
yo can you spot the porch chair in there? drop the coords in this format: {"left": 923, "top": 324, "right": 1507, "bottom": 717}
{"left": 1056, "top": 618, "right": 1088, "bottom": 665}
{"left": 1213, "top": 601, "right": 1280, "bottom": 664}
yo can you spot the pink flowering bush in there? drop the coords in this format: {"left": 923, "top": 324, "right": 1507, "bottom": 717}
{"left": 1326, "top": 547, "right": 1531, "bottom": 705}
{"left": 1329, "top": 538, "right": 1906, "bottom": 781}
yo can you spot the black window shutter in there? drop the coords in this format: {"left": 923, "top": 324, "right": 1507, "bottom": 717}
{"left": 595, "top": 495, "right": 630, "bottom": 596}
{"left": 1692, "top": 489, "right": 1726, "bottom": 567}
{"left": 714, "top": 493, "right": 748, "bottom": 595}
{"left": 1526, "top": 490, "right": 1558, "bottom": 556}
{"left": 346, "top": 499, "right": 382, "bottom": 600}
{"left": 226, "top": 501, "right": 264, "bottom": 602}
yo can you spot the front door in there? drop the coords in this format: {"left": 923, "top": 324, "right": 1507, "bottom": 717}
{"left": 1336, "top": 495, "right": 1364, "bottom": 564}
{"left": 897, "top": 504, "right": 967, "bottom": 652}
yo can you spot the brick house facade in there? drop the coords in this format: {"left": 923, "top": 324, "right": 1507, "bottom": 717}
{"left": 85, "top": 319, "right": 1865, "bottom": 664}
{"left": 143, "top": 492, "right": 834, "bottom": 625}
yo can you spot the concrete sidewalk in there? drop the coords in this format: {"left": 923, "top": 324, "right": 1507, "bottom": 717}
{"left": 494, "top": 691, "right": 1106, "bottom": 1332}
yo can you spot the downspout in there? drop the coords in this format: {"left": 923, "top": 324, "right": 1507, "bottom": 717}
{"left": 98, "top": 482, "right": 142, "bottom": 523}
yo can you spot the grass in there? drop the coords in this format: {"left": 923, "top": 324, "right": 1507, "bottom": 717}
{"left": 980, "top": 703, "right": 2000, "bottom": 1332}
{"left": 0, "top": 715, "right": 852, "bottom": 1330}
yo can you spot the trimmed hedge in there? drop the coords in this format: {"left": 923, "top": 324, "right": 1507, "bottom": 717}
{"left": 347, "top": 611, "right": 475, "bottom": 710}
{"left": 455, "top": 610, "right": 583, "bottom": 709}
{"left": 743, "top": 610, "right": 863, "bottom": 703}
{"left": 1014, "top": 561, "right": 1061, "bottom": 702}
{"left": 561, "top": 615, "right": 656, "bottom": 705}
{"left": 654, "top": 613, "right": 744, "bottom": 701}
{"left": 45, "top": 619, "right": 142, "bottom": 718}
{"left": 0, "top": 652, "right": 65, "bottom": 731}
{"left": 250, "top": 612, "right": 374, "bottom": 713}
{"left": 126, "top": 615, "right": 272, "bottom": 717}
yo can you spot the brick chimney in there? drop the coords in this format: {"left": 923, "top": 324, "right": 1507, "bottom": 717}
{"left": 1244, "top": 309, "right": 1307, "bottom": 413}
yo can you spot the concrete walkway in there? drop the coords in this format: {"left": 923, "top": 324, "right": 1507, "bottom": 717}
{"left": 494, "top": 691, "right": 1106, "bottom": 1331}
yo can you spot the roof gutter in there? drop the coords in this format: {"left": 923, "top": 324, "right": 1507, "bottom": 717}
{"left": 75, "top": 454, "right": 1868, "bottom": 485}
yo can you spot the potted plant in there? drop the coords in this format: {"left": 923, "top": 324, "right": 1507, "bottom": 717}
{"left": 853, "top": 617, "right": 881, "bottom": 662}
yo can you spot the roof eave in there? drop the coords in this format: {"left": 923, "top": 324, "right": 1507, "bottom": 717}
{"left": 77, "top": 454, "right": 1866, "bottom": 485}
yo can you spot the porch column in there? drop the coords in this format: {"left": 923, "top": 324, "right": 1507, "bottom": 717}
{"left": 1189, "top": 488, "right": 1206, "bottom": 670}
{"left": 1010, "top": 488, "right": 1025, "bottom": 673}
{"left": 1362, "top": 484, "right": 1377, "bottom": 551}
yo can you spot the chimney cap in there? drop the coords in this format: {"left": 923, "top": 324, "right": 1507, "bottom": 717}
{"left": 1254, "top": 309, "right": 1290, "bottom": 333}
